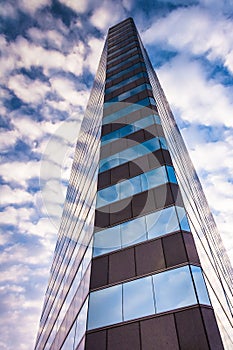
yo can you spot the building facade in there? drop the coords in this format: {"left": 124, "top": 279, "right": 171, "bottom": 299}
{"left": 35, "top": 18, "right": 233, "bottom": 350}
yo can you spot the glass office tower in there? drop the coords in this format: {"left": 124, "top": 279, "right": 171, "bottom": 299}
{"left": 35, "top": 18, "right": 233, "bottom": 350}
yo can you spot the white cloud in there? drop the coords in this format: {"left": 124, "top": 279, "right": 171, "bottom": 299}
{"left": 142, "top": 6, "right": 233, "bottom": 73}
{"left": 85, "top": 36, "right": 105, "bottom": 74}
{"left": 50, "top": 76, "right": 89, "bottom": 106}
{"left": 90, "top": 1, "right": 126, "bottom": 31}
{"left": 58, "top": 0, "right": 89, "bottom": 13}
{"left": 157, "top": 55, "right": 233, "bottom": 127}
{"left": 0, "top": 185, "right": 33, "bottom": 206}
{"left": 0, "top": 161, "right": 40, "bottom": 187}
{"left": 21, "top": 0, "right": 51, "bottom": 15}
{"left": 8, "top": 74, "right": 50, "bottom": 104}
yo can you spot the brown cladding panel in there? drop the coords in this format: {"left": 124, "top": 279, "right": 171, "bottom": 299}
{"left": 175, "top": 307, "right": 210, "bottom": 350}
{"left": 132, "top": 190, "right": 156, "bottom": 218}
{"left": 98, "top": 171, "right": 111, "bottom": 190}
{"left": 135, "top": 239, "right": 165, "bottom": 275}
{"left": 94, "top": 208, "right": 110, "bottom": 230}
{"left": 108, "top": 247, "right": 136, "bottom": 283}
{"left": 90, "top": 255, "right": 108, "bottom": 290}
{"left": 129, "top": 155, "right": 150, "bottom": 178}
{"left": 183, "top": 232, "right": 200, "bottom": 264}
{"left": 110, "top": 200, "right": 132, "bottom": 225}
{"left": 154, "top": 183, "right": 174, "bottom": 209}
{"left": 111, "top": 163, "right": 130, "bottom": 184}
{"left": 140, "top": 314, "right": 179, "bottom": 350}
{"left": 201, "top": 307, "right": 224, "bottom": 350}
{"left": 85, "top": 330, "right": 107, "bottom": 350}
{"left": 162, "top": 233, "right": 188, "bottom": 268}
{"left": 107, "top": 322, "right": 141, "bottom": 350}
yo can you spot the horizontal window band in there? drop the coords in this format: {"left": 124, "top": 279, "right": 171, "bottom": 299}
{"left": 94, "top": 183, "right": 184, "bottom": 230}
{"left": 100, "top": 125, "right": 165, "bottom": 162}
{"left": 93, "top": 205, "right": 190, "bottom": 259}
{"left": 87, "top": 264, "right": 211, "bottom": 330}
{"left": 105, "top": 81, "right": 151, "bottom": 103}
{"left": 101, "top": 105, "right": 159, "bottom": 137}
{"left": 97, "top": 148, "right": 171, "bottom": 191}
{"left": 90, "top": 237, "right": 200, "bottom": 289}
{"left": 103, "top": 97, "right": 157, "bottom": 125}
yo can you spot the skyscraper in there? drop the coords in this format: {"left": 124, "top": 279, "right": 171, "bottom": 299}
{"left": 35, "top": 17, "right": 233, "bottom": 350}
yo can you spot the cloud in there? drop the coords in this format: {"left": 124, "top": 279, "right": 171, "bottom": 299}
{"left": 21, "top": 0, "right": 51, "bottom": 15}
{"left": 142, "top": 6, "right": 233, "bottom": 73}
{"left": 0, "top": 161, "right": 40, "bottom": 187}
{"left": 90, "top": 1, "right": 126, "bottom": 31}
{"left": 8, "top": 74, "right": 50, "bottom": 104}
{"left": 157, "top": 55, "right": 233, "bottom": 127}
{"left": 85, "top": 36, "right": 105, "bottom": 74}
{"left": 58, "top": 0, "right": 90, "bottom": 13}
{"left": 0, "top": 185, "right": 33, "bottom": 206}
{"left": 50, "top": 76, "right": 89, "bottom": 106}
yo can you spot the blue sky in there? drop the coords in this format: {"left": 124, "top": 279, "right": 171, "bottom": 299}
{"left": 0, "top": 0, "right": 233, "bottom": 349}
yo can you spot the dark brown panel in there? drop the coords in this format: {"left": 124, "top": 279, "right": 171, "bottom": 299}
{"left": 98, "top": 171, "right": 111, "bottom": 190}
{"left": 170, "top": 183, "right": 184, "bottom": 207}
{"left": 201, "top": 307, "right": 224, "bottom": 350}
{"left": 101, "top": 124, "right": 112, "bottom": 136}
{"left": 110, "top": 138, "right": 127, "bottom": 155}
{"left": 132, "top": 190, "right": 156, "bottom": 217}
{"left": 135, "top": 239, "right": 165, "bottom": 275}
{"left": 110, "top": 200, "right": 132, "bottom": 225}
{"left": 147, "top": 150, "right": 164, "bottom": 169}
{"left": 154, "top": 183, "right": 174, "bottom": 209}
{"left": 85, "top": 330, "right": 107, "bottom": 350}
{"left": 183, "top": 232, "right": 200, "bottom": 264}
{"left": 90, "top": 255, "right": 108, "bottom": 290}
{"left": 162, "top": 233, "right": 188, "bottom": 268}
{"left": 111, "top": 163, "right": 130, "bottom": 184}
{"left": 100, "top": 143, "right": 111, "bottom": 159}
{"left": 175, "top": 307, "right": 209, "bottom": 350}
{"left": 109, "top": 247, "right": 136, "bottom": 283}
{"left": 129, "top": 155, "right": 150, "bottom": 178}
{"left": 94, "top": 207, "right": 110, "bottom": 230}
{"left": 144, "top": 124, "right": 158, "bottom": 140}
{"left": 107, "top": 322, "right": 140, "bottom": 350}
{"left": 162, "top": 149, "right": 173, "bottom": 165}
{"left": 140, "top": 314, "right": 179, "bottom": 350}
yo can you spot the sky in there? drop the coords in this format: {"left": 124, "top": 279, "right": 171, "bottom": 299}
{"left": 0, "top": 0, "right": 233, "bottom": 349}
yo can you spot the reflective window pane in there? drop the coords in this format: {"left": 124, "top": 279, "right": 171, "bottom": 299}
{"left": 88, "top": 284, "right": 122, "bottom": 329}
{"left": 191, "top": 265, "right": 211, "bottom": 305}
{"left": 141, "top": 166, "right": 167, "bottom": 191}
{"left": 123, "top": 276, "right": 155, "bottom": 321}
{"left": 146, "top": 206, "right": 179, "bottom": 239}
{"left": 121, "top": 215, "right": 147, "bottom": 248}
{"left": 176, "top": 206, "right": 190, "bottom": 231}
{"left": 96, "top": 183, "right": 120, "bottom": 208}
{"left": 93, "top": 225, "right": 121, "bottom": 256}
{"left": 166, "top": 165, "right": 178, "bottom": 184}
{"left": 120, "top": 175, "right": 142, "bottom": 199}
{"left": 153, "top": 265, "right": 197, "bottom": 313}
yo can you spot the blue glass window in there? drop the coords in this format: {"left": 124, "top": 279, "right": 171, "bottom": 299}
{"left": 103, "top": 97, "right": 153, "bottom": 125}
{"left": 107, "top": 47, "right": 138, "bottom": 65}
{"left": 108, "top": 41, "right": 135, "bottom": 58}
{"left": 87, "top": 265, "right": 209, "bottom": 330}
{"left": 121, "top": 215, "right": 147, "bottom": 248}
{"left": 166, "top": 165, "right": 178, "bottom": 184}
{"left": 96, "top": 166, "right": 169, "bottom": 208}
{"left": 106, "top": 62, "right": 142, "bottom": 83}
{"left": 107, "top": 53, "right": 140, "bottom": 73}
{"left": 93, "top": 225, "right": 121, "bottom": 257}
{"left": 146, "top": 206, "right": 180, "bottom": 239}
{"left": 108, "top": 83, "right": 152, "bottom": 103}
{"left": 88, "top": 284, "right": 122, "bottom": 329}
{"left": 123, "top": 276, "right": 155, "bottom": 321}
{"left": 176, "top": 206, "right": 190, "bottom": 231}
{"left": 191, "top": 265, "right": 210, "bottom": 305}
{"left": 93, "top": 205, "right": 187, "bottom": 257}
{"left": 105, "top": 72, "right": 148, "bottom": 94}
{"left": 153, "top": 265, "right": 197, "bottom": 313}
{"left": 99, "top": 137, "right": 166, "bottom": 173}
